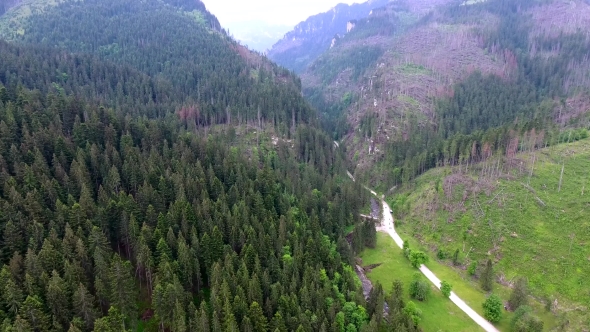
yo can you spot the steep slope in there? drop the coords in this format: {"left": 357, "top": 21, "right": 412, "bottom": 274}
{"left": 267, "top": 0, "right": 391, "bottom": 73}
{"left": 0, "top": 0, "right": 313, "bottom": 130}
{"left": 390, "top": 135, "right": 590, "bottom": 330}
{"left": 0, "top": 80, "right": 389, "bottom": 332}
{"left": 302, "top": 0, "right": 590, "bottom": 185}
{"left": 0, "top": 1, "right": 417, "bottom": 331}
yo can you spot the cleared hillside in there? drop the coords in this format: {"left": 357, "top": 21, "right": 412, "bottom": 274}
{"left": 390, "top": 136, "right": 590, "bottom": 330}
{"left": 301, "top": 0, "right": 590, "bottom": 185}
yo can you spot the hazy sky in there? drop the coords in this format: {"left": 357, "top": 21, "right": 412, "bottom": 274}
{"left": 201, "top": 0, "right": 360, "bottom": 26}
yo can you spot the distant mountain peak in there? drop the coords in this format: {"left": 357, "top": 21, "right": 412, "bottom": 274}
{"left": 267, "top": 0, "right": 390, "bottom": 73}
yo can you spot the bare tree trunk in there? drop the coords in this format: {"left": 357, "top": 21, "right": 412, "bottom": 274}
{"left": 569, "top": 233, "right": 575, "bottom": 258}
{"left": 558, "top": 162, "right": 565, "bottom": 192}
{"left": 291, "top": 108, "right": 295, "bottom": 136}
{"left": 528, "top": 153, "right": 536, "bottom": 185}
{"left": 257, "top": 106, "right": 261, "bottom": 145}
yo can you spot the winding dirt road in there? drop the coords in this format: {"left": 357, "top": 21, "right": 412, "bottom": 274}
{"left": 376, "top": 199, "right": 499, "bottom": 332}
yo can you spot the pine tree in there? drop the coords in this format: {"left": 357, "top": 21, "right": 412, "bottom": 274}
{"left": 2, "top": 221, "right": 23, "bottom": 258}
{"left": 177, "top": 236, "right": 195, "bottom": 291}
{"left": 366, "top": 281, "right": 384, "bottom": 322}
{"left": 93, "top": 306, "right": 129, "bottom": 332}
{"left": 153, "top": 282, "right": 174, "bottom": 330}
{"left": 173, "top": 300, "right": 188, "bottom": 332}
{"left": 12, "top": 315, "right": 33, "bottom": 332}
{"left": 3, "top": 276, "right": 23, "bottom": 315}
{"left": 197, "top": 302, "right": 211, "bottom": 332}
{"left": 20, "top": 295, "right": 50, "bottom": 331}
{"left": 67, "top": 323, "right": 83, "bottom": 332}
{"left": 270, "top": 312, "right": 287, "bottom": 332}
{"left": 241, "top": 316, "right": 253, "bottom": 332}
{"left": 38, "top": 239, "right": 63, "bottom": 274}
{"left": 389, "top": 280, "right": 405, "bottom": 313}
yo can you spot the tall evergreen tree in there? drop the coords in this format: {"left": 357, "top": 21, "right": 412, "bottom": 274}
{"left": 480, "top": 259, "right": 494, "bottom": 292}
{"left": 508, "top": 278, "right": 529, "bottom": 311}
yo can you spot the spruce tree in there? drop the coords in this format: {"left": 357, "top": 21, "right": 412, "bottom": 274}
{"left": 480, "top": 259, "right": 494, "bottom": 292}
{"left": 389, "top": 280, "right": 405, "bottom": 313}
{"left": 249, "top": 302, "right": 268, "bottom": 332}
{"left": 72, "top": 283, "right": 98, "bottom": 330}
{"left": 508, "top": 278, "right": 529, "bottom": 311}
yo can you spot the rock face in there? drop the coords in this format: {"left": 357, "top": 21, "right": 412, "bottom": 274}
{"left": 355, "top": 265, "right": 373, "bottom": 299}
{"left": 267, "top": 0, "right": 390, "bottom": 73}
{"left": 346, "top": 21, "right": 356, "bottom": 33}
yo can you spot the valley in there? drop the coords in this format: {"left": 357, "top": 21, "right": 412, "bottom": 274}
{"left": 270, "top": 0, "right": 590, "bottom": 330}
{"left": 0, "top": 0, "right": 589, "bottom": 331}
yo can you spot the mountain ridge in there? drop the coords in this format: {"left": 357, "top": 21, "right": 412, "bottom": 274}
{"left": 0, "top": 0, "right": 409, "bottom": 331}
{"left": 267, "top": 0, "right": 391, "bottom": 73}
{"left": 0, "top": 0, "right": 318, "bottom": 130}
{"left": 299, "top": 0, "right": 590, "bottom": 182}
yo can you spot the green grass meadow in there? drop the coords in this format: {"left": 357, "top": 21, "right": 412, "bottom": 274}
{"left": 360, "top": 233, "right": 483, "bottom": 332}
{"left": 361, "top": 232, "right": 559, "bottom": 331}
{"left": 390, "top": 138, "right": 590, "bottom": 330}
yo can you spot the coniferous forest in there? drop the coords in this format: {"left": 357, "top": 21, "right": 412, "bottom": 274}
{"left": 0, "top": 0, "right": 420, "bottom": 331}
{"left": 3, "top": 0, "right": 588, "bottom": 329}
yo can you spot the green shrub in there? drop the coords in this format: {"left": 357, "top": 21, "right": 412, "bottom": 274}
{"left": 440, "top": 280, "right": 452, "bottom": 298}
{"left": 482, "top": 294, "right": 503, "bottom": 323}
{"left": 409, "top": 250, "right": 428, "bottom": 268}
{"left": 409, "top": 274, "right": 431, "bottom": 301}
{"left": 511, "top": 305, "right": 543, "bottom": 332}
{"left": 403, "top": 301, "right": 422, "bottom": 325}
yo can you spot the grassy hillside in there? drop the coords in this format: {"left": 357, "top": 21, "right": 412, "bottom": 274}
{"left": 390, "top": 138, "right": 590, "bottom": 329}
{"left": 361, "top": 233, "right": 558, "bottom": 331}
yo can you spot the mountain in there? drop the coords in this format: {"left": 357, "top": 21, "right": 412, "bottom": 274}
{"left": 0, "top": 0, "right": 317, "bottom": 128}
{"left": 0, "top": 0, "right": 414, "bottom": 331}
{"left": 293, "top": 0, "right": 590, "bottom": 329}
{"left": 225, "top": 21, "right": 293, "bottom": 52}
{"left": 267, "top": 0, "right": 391, "bottom": 73}
{"left": 300, "top": 0, "right": 590, "bottom": 184}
